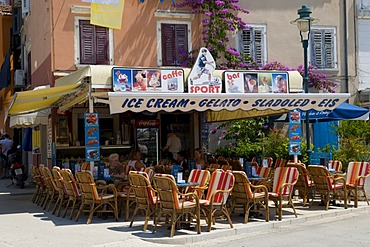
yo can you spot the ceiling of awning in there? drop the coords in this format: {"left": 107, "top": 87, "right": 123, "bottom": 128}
{"left": 7, "top": 83, "right": 82, "bottom": 116}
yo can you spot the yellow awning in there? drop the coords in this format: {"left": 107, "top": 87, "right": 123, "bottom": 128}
{"left": 7, "top": 83, "right": 81, "bottom": 116}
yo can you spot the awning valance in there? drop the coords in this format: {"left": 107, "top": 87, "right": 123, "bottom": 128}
{"left": 9, "top": 109, "right": 51, "bottom": 128}
{"left": 108, "top": 92, "right": 350, "bottom": 114}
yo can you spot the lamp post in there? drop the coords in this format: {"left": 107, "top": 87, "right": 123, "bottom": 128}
{"left": 291, "top": 5, "right": 317, "bottom": 164}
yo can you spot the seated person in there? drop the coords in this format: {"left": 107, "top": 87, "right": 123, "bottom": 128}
{"left": 128, "top": 150, "right": 145, "bottom": 171}
{"left": 177, "top": 151, "right": 189, "bottom": 179}
{"left": 194, "top": 148, "right": 206, "bottom": 169}
{"left": 108, "top": 153, "right": 125, "bottom": 178}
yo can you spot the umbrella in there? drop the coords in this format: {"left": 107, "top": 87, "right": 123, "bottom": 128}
{"left": 272, "top": 102, "right": 369, "bottom": 122}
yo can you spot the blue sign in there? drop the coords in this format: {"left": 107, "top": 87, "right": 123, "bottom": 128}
{"left": 85, "top": 112, "right": 100, "bottom": 162}
{"left": 289, "top": 110, "right": 301, "bottom": 155}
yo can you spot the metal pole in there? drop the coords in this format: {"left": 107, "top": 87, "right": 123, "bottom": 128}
{"left": 303, "top": 39, "right": 312, "bottom": 163}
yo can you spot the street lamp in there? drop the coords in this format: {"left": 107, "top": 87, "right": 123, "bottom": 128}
{"left": 291, "top": 5, "right": 318, "bottom": 164}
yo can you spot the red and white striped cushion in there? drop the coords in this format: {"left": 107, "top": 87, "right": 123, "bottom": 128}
{"left": 205, "top": 170, "right": 234, "bottom": 204}
{"left": 346, "top": 161, "right": 370, "bottom": 186}
{"left": 271, "top": 167, "right": 298, "bottom": 196}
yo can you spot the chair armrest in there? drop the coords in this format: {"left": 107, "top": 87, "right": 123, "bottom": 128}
{"left": 99, "top": 184, "right": 118, "bottom": 197}
{"left": 278, "top": 182, "right": 296, "bottom": 195}
{"left": 208, "top": 188, "right": 233, "bottom": 206}
{"left": 250, "top": 184, "right": 268, "bottom": 194}
{"left": 332, "top": 176, "right": 346, "bottom": 185}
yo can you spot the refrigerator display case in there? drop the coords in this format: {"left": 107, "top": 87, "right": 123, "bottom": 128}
{"left": 135, "top": 119, "right": 160, "bottom": 166}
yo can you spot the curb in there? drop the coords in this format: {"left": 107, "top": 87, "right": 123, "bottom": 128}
{"left": 144, "top": 204, "right": 370, "bottom": 245}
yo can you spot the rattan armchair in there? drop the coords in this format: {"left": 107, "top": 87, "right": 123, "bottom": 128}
{"left": 153, "top": 174, "right": 201, "bottom": 238}
{"left": 345, "top": 161, "right": 370, "bottom": 208}
{"left": 307, "top": 165, "right": 347, "bottom": 210}
{"left": 75, "top": 171, "right": 118, "bottom": 224}
{"left": 286, "top": 162, "right": 314, "bottom": 206}
{"left": 231, "top": 171, "right": 269, "bottom": 223}
{"left": 51, "top": 167, "right": 69, "bottom": 216}
{"left": 59, "top": 169, "right": 82, "bottom": 220}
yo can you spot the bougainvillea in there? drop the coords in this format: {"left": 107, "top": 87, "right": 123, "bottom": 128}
{"left": 176, "top": 0, "right": 339, "bottom": 92}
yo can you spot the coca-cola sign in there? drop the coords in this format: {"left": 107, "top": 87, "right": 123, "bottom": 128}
{"left": 136, "top": 119, "right": 160, "bottom": 128}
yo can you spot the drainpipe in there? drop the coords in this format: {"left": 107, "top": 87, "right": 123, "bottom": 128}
{"left": 343, "top": 0, "right": 349, "bottom": 95}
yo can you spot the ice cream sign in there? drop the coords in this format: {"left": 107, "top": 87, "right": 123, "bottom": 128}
{"left": 112, "top": 67, "right": 184, "bottom": 93}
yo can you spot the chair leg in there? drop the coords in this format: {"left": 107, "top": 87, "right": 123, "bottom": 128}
{"left": 143, "top": 209, "right": 150, "bottom": 231}
{"left": 75, "top": 202, "right": 84, "bottom": 222}
{"left": 362, "top": 188, "right": 370, "bottom": 205}
{"left": 289, "top": 198, "right": 297, "bottom": 218}
{"left": 170, "top": 212, "right": 176, "bottom": 238}
{"left": 63, "top": 199, "right": 71, "bottom": 218}
{"left": 222, "top": 206, "right": 233, "bottom": 228}
{"left": 87, "top": 204, "right": 95, "bottom": 224}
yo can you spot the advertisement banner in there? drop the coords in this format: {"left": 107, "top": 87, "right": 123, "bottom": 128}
{"left": 289, "top": 110, "right": 302, "bottom": 155}
{"left": 32, "top": 126, "right": 41, "bottom": 154}
{"left": 84, "top": 112, "right": 100, "bottom": 162}
{"left": 112, "top": 67, "right": 184, "bottom": 93}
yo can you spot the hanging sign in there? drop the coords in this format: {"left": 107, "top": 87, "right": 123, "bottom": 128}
{"left": 289, "top": 110, "right": 302, "bottom": 155}
{"left": 187, "top": 47, "right": 222, "bottom": 93}
{"left": 224, "top": 71, "right": 289, "bottom": 94}
{"left": 84, "top": 112, "right": 100, "bottom": 162}
{"left": 112, "top": 68, "right": 184, "bottom": 93}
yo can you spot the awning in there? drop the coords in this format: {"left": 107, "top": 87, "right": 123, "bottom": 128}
{"left": 6, "top": 83, "right": 82, "bottom": 116}
{"left": 108, "top": 92, "right": 350, "bottom": 115}
{"left": 55, "top": 65, "right": 115, "bottom": 89}
{"left": 272, "top": 102, "right": 369, "bottom": 122}
{"left": 9, "top": 109, "right": 51, "bottom": 128}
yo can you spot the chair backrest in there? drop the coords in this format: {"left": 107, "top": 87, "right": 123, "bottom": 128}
{"left": 129, "top": 171, "right": 156, "bottom": 205}
{"left": 206, "top": 170, "right": 235, "bottom": 204}
{"left": 231, "top": 171, "right": 253, "bottom": 199}
{"left": 52, "top": 166, "right": 68, "bottom": 195}
{"left": 286, "top": 162, "right": 310, "bottom": 186}
{"left": 31, "top": 165, "right": 45, "bottom": 188}
{"left": 81, "top": 162, "right": 90, "bottom": 172}
{"left": 307, "top": 165, "right": 333, "bottom": 190}
{"left": 272, "top": 167, "right": 299, "bottom": 196}
{"left": 346, "top": 161, "right": 370, "bottom": 186}
{"left": 42, "top": 166, "right": 58, "bottom": 192}
{"left": 153, "top": 174, "right": 181, "bottom": 210}
{"left": 60, "top": 169, "right": 81, "bottom": 197}
{"left": 75, "top": 171, "right": 100, "bottom": 201}
{"left": 262, "top": 157, "right": 273, "bottom": 167}
{"left": 274, "top": 158, "right": 287, "bottom": 169}
{"left": 186, "top": 169, "right": 210, "bottom": 197}
{"left": 144, "top": 167, "right": 155, "bottom": 181}
{"left": 123, "top": 164, "right": 135, "bottom": 175}
{"left": 256, "top": 166, "right": 271, "bottom": 178}
{"left": 328, "top": 160, "right": 342, "bottom": 172}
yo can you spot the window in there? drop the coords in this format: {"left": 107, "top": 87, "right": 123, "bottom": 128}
{"left": 157, "top": 21, "right": 191, "bottom": 66}
{"left": 74, "top": 18, "right": 114, "bottom": 66}
{"left": 239, "top": 25, "right": 267, "bottom": 65}
{"left": 310, "top": 27, "right": 337, "bottom": 69}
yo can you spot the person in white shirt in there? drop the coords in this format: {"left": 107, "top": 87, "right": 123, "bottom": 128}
{"left": 0, "top": 134, "right": 14, "bottom": 179}
{"left": 162, "top": 131, "right": 182, "bottom": 160}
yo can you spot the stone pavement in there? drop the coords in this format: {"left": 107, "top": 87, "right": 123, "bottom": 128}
{"left": 1, "top": 177, "right": 370, "bottom": 246}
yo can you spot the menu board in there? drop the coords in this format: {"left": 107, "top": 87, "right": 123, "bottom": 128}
{"left": 84, "top": 112, "right": 100, "bottom": 162}
{"left": 289, "top": 110, "right": 302, "bottom": 155}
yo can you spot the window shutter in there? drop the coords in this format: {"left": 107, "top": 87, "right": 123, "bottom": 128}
{"left": 324, "top": 29, "right": 335, "bottom": 68}
{"left": 254, "top": 29, "right": 264, "bottom": 64}
{"left": 241, "top": 29, "right": 252, "bottom": 56}
{"left": 79, "top": 20, "right": 109, "bottom": 65}
{"left": 95, "top": 26, "right": 109, "bottom": 65}
{"left": 161, "top": 24, "right": 176, "bottom": 66}
{"left": 311, "top": 29, "right": 335, "bottom": 69}
{"left": 80, "top": 20, "right": 95, "bottom": 64}
{"left": 240, "top": 27, "right": 265, "bottom": 64}
{"left": 175, "top": 24, "right": 188, "bottom": 65}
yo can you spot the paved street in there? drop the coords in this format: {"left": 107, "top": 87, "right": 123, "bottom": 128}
{"left": 1, "top": 177, "right": 370, "bottom": 246}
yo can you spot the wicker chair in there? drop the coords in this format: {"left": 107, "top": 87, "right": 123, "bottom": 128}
{"left": 268, "top": 167, "right": 299, "bottom": 220}
{"left": 152, "top": 174, "right": 201, "bottom": 238}
{"left": 75, "top": 171, "right": 118, "bottom": 224}
{"left": 307, "top": 165, "right": 347, "bottom": 210}
{"left": 231, "top": 171, "right": 269, "bottom": 223}
{"left": 328, "top": 160, "right": 343, "bottom": 172}
{"left": 286, "top": 162, "right": 314, "bottom": 206}
{"left": 31, "top": 165, "right": 47, "bottom": 205}
{"left": 185, "top": 169, "right": 210, "bottom": 199}
{"left": 51, "top": 167, "right": 69, "bottom": 216}
{"left": 129, "top": 171, "right": 158, "bottom": 231}
{"left": 59, "top": 169, "right": 82, "bottom": 220}
{"left": 41, "top": 166, "right": 59, "bottom": 211}
{"left": 345, "top": 161, "right": 370, "bottom": 208}
{"left": 200, "top": 170, "right": 235, "bottom": 232}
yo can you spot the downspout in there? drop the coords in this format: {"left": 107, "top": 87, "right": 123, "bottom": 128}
{"left": 343, "top": 0, "right": 349, "bottom": 94}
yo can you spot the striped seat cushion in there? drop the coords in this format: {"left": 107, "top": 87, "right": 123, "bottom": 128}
{"left": 346, "top": 161, "right": 370, "bottom": 186}
{"left": 205, "top": 170, "right": 234, "bottom": 204}
{"left": 271, "top": 167, "right": 298, "bottom": 196}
